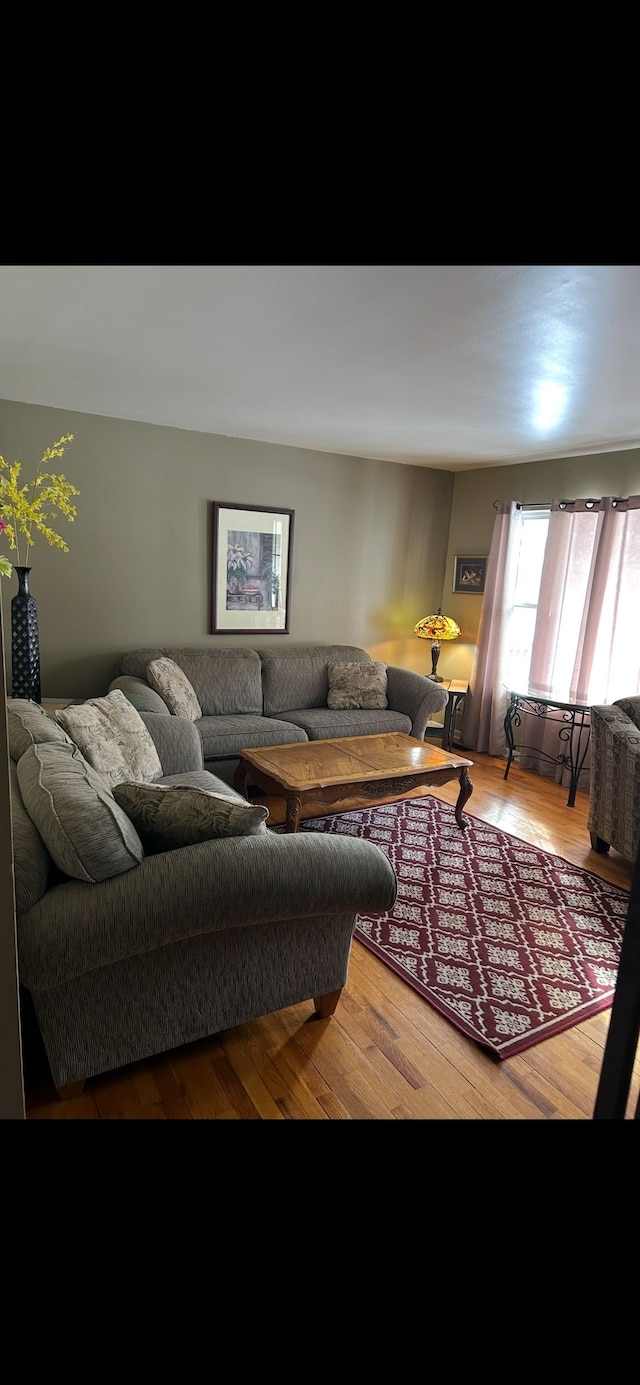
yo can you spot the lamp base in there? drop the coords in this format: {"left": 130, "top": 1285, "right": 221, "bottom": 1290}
{"left": 429, "top": 641, "right": 443, "bottom": 682}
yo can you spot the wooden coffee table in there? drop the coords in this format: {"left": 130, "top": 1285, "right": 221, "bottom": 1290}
{"left": 234, "top": 732, "right": 473, "bottom": 833}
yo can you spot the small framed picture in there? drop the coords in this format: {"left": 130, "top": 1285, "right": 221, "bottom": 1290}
{"left": 453, "top": 555, "right": 487, "bottom": 594}
{"left": 211, "top": 501, "right": 294, "bottom": 634}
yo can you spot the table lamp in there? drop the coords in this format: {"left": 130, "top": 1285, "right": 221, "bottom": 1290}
{"left": 414, "top": 608, "right": 461, "bottom": 681}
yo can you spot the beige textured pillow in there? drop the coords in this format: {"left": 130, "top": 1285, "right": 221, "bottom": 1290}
{"left": 146, "top": 657, "right": 202, "bottom": 720}
{"left": 112, "top": 781, "right": 269, "bottom": 852}
{"left": 55, "top": 689, "right": 163, "bottom": 789}
{"left": 327, "top": 661, "right": 388, "bottom": 710}
{"left": 17, "top": 742, "right": 144, "bottom": 883}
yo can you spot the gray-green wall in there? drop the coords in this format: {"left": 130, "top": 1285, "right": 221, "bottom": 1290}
{"left": 0, "top": 400, "right": 454, "bottom": 696}
{"left": 3, "top": 396, "right": 640, "bottom": 696}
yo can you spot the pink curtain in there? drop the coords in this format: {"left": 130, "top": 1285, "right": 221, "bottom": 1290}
{"left": 462, "top": 495, "right": 640, "bottom": 785}
{"left": 461, "top": 501, "right": 521, "bottom": 754}
{"left": 529, "top": 495, "right": 640, "bottom": 704}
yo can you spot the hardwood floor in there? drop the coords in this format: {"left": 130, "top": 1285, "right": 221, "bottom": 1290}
{"left": 23, "top": 751, "right": 640, "bottom": 1120}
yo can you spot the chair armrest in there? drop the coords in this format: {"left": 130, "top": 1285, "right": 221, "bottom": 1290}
{"left": 386, "top": 665, "right": 449, "bottom": 739}
{"left": 590, "top": 703, "right": 640, "bottom": 753}
{"left": 588, "top": 704, "right": 640, "bottom": 859}
{"left": 614, "top": 695, "right": 640, "bottom": 730}
{"left": 18, "top": 832, "right": 398, "bottom": 988}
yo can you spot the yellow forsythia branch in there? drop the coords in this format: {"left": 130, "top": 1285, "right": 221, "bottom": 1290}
{"left": 0, "top": 432, "right": 79, "bottom": 573}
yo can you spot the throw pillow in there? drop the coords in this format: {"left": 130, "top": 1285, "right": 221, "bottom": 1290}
{"left": 7, "top": 698, "right": 73, "bottom": 763}
{"left": 17, "top": 741, "right": 145, "bottom": 883}
{"left": 112, "top": 781, "right": 269, "bottom": 852}
{"left": 146, "top": 656, "right": 202, "bottom": 721}
{"left": 54, "top": 689, "right": 163, "bottom": 789}
{"left": 326, "top": 661, "right": 388, "bottom": 710}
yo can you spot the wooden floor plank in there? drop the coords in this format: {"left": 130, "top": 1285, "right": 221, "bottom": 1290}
{"left": 24, "top": 750, "right": 637, "bottom": 1120}
{"left": 168, "top": 1049, "right": 239, "bottom": 1120}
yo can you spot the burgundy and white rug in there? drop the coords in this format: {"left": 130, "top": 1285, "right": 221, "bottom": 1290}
{"left": 292, "top": 795, "right": 630, "bottom": 1058}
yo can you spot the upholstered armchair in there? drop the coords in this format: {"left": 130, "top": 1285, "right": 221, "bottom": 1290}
{"left": 588, "top": 697, "right": 640, "bottom": 864}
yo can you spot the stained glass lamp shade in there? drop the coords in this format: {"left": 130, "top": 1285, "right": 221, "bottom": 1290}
{"left": 414, "top": 608, "right": 461, "bottom": 681}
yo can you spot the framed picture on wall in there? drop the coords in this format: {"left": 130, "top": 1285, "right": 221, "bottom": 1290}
{"left": 211, "top": 502, "right": 295, "bottom": 634}
{"left": 453, "top": 555, "right": 487, "bottom": 594}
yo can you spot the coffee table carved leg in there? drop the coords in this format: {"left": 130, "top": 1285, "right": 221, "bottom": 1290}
{"left": 285, "top": 795, "right": 302, "bottom": 833}
{"left": 454, "top": 767, "right": 473, "bottom": 830}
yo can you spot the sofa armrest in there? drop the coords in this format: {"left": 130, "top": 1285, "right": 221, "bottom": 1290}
{"left": 385, "top": 665, "right": 449, "bottom": 739}
{"left": 108, "top": 675, "right": 169, "bottom": 715}
{"left": 18, "top": 832, "right": 398, "bottom": 988}
{"left": 139, "top": 713, "right": 204, "bottom": 774}
{"left": 588, "top": 703, "right": 640, "bottom": 860}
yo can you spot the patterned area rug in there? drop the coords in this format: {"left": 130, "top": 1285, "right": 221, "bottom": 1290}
{"left": 291, "top": 795, "right": 630, "bottom": 1058}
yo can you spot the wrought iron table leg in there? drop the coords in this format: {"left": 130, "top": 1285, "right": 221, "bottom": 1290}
{"left": 503, "top": 695, "right": 517, "bottom": 780}
{"left": 566, "top": 709, "right": 591, "bottom": 808}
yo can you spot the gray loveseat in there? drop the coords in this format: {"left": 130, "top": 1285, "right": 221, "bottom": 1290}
{"left": 9, "top": 698, "right": 397, "bottom": 1097}
{"left": 108, "top": 643, "right": 449, "bottom": 786}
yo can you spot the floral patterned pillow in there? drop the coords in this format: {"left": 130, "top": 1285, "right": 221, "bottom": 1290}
{"left": 112, "top": 781, "right": 268, "bottom": 851}
{"left": 327, "top": 662, "right": 388, "bottom": 710}
{"left": 146, "top": 657, "right": 202, "bottom": 720}
{"left": 55, "top": 689, "right": 163, "bottom": 789}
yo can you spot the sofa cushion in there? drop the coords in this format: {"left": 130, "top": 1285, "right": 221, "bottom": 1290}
{"left": 327, "top": 661, "right": 388, "bottom": 710}
{"left": 17, "top": 742, "right": 145, "bottom": 883}
{"left": 120, "top": 647, "right": 263, "bottom": 716}
{"left": 146, "top": 657, "right": 202, "bottom": 720}
{"left": 198, "top": 714, "right": 308, "bottom": 761}
{"left": 259, "top": 646, "right": 372, "bottom": 716}
{"left": 55, "top": 689, "right": 163, "bottom": 789}
{"left": 276, "top": 707, "right": 412, "bottom": 739}
{"left": 7, "top": 699, "right": 72, "bottom": 763}
{"left": 112, "top": 781, "right": 269, "bottom": 852}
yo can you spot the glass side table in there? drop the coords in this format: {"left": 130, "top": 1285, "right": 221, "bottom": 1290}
{"left": 503, "top": 686, "right": 591, "bottom": 808}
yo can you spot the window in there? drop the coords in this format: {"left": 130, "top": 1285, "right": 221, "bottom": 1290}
{"left": 504, "top": 507, "right": 550, "bottom": 689}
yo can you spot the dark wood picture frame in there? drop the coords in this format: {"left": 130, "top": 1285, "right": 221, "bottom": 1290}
{"left": 211, "top": 501, "right": 294, "bottom": 635}
{"left": 453, "top": 555, "right": 487, "bottom": 594}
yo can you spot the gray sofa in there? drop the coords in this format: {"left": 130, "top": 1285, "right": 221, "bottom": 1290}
{"left": 9, "top": 698, "right": 397, "bottom": 1097}
{"left": 109, "top": 643, "right": 450, "bottom": 786}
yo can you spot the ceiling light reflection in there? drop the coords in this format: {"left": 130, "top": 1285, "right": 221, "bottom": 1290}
{"left": 533, "top": 380, "right": 567, "bottom": 433}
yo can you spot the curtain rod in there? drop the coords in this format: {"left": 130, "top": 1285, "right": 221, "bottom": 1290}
{"left": 493, "top": 498, "right": 628, "bottom": 510}
{"left": 493, "top": 500, "right": 550, "bottom": 509}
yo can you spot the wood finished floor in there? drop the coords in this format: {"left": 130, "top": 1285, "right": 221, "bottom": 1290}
{"left": 23, "top": 750, "right": 640, "bottom": 1121}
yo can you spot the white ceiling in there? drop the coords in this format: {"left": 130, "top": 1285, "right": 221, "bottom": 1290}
{"left": 2, "top": 263, "right": 640, "bottom": 471}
